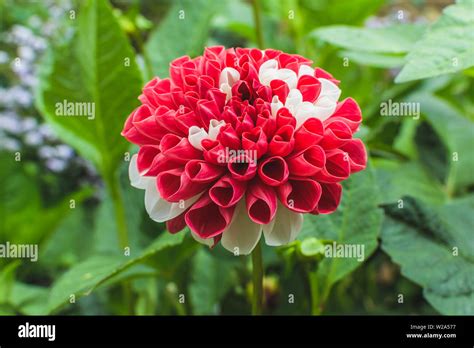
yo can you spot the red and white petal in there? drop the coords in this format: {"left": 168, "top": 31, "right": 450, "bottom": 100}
{"left": 263, "top": 203, "right": 303, "bottom": 246}
{"left": 221, "top": 200, "right": 262, "bottom": 255}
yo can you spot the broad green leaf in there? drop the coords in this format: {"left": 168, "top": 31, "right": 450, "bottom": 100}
{"left": 410, "top": 93, "right": 474, "bottom": 194}
{"left": 36, "top": 0, "right": 142, "bottom": 176}
{"left": 48, "top": 232, "right": 185, "bottom": 313}
{"left": 373, "top": 159, "right": 447, "bottom": 205}
{"left": 312, "top": 24, "right": 425, "bottom": 54}
{"left": 340, "top": 50, "right": 406, "bottom": 68}
{"left": 382, "top": 196, "right": 474, "bottom": 315}
{"left": 396, "top": 1, "right": 474, "bottom": 83}
{"left": 0, "top": 261, "right": 20, "bottom": 304}
{"left": 299, "top": 166, "right": 383, "bottom": 308}
{"left": 9, "top": 282, "right": 49, "bottom": 315}
{"left": 189, "top": 248, "right": 237, "bottom": 314}
{"left": 299, "top": 0, "right": 386, "bottom": 27}
{"left": 145, "top": 0, "right": 221, "bottom": 77}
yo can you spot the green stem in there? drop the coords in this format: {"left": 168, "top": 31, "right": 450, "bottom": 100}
{"left": 308, "top": 269, "right": 321, "bottom": 315}
{"left": 105, "top": 172, "right": 133, "bottom": 314}
{"left": 251, "top": 0, "right": 265, "bottom": 48}
{"left": 106, "top": 174, "right": 129, "bottom": 249}
{"left": 251, "top": 240, "right": 264, "bottom": 315}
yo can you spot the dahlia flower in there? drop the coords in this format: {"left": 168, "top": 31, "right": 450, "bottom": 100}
{"left": 122, "top": 46, "right": 366, "bottom": 255}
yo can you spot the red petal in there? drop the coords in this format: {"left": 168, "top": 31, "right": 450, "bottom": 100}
{"left": 246, "top": 179, "right": 277, "bottom": 224}
{"left": 313, "top": 150, "right": 350, "bottom": 183}
{"left": 320, "top": 120, "right": 352, "bottom": 150}
{"left": 160, "top": 135, "right": 202, "bottom": 164}
{"left": 297, "top": 75, "right": 321, "bottom": 103}
{"left": 242, "top": 127, "right": 268, "bottom": 159}
{"left": 270, "top": 79, "right": 290, "bottom": 104}
{"left": 137, "top": 145, "right": 161, "bottom": 174}
{"left": 313, "top": 183, "right": 342, "bottom": 214}
{"left": 166, "top": 213, "right": 187, "bottom": 234}
{"left": 185, "top": 160, "right": 226, "bottom": 183}
{"left": 185, "top": 194, "right": 235, "bottom": 238}
{"left": 286, "top": 145, "right": 325, "bottom": 176}
{"left": 258, "top": 156, "right": 289, "bottom": 186}
{"left": 268, "top": 125, "right": 295, "bottom": 157}
{"left": 228, "top": 154, "right": 257, "bottom": 181}
{"left": 157, "top": 168, "right": 207, "bottom": 202}
{"left": 340, "top": 139, "right": 367, "bottom": 173}
{"left": 209, "top": 175, "right": 246, "bottom": 208}
{"left": 293, "top": 118, "right": 324, "bottom": 152}
{"left": 326, "top": 98, "right": 362, "bottom": 132}
{"left": 277, "top": 178, "right": 322, "bottom": 213}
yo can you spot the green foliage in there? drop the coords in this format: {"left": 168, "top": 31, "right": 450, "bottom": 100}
{"left": 396, "top": 0, "right": 474, "bottom": 82}
{"left": 374, "top": 160, "right": 447, "bottom": 205}
{"left": 382, "top": 196, "right": 474, "bottom": 314}
{"left": 145, "top": 0, "right": 221, "bottom": 77}
{"left": 36, "top": 0, "right": 143, "bottom": 177}
{"left": 312, "top": 24, "right": 425, "bottom": 54}
{"left": 189, "top": 249, "right": 238, "bottom": 314}
{"left": 48, "top": 232, "right": 185, "bottom": 313}
{"left": 411, "top": 93, "right": 474, "bottom": 195}
{"left": 298, "top": 166, "right": 383, "bottom": 311}
{"left": 2, "top": 0, "right": 473, "bottom": 317}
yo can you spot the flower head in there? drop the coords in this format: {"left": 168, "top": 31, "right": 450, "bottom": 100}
{"left": 122, "top": 46, "right": 366, "bottom": 255}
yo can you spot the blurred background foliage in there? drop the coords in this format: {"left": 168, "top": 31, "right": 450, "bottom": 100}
{"left": 0, "top": 0, "right": 472, "bottom": 315}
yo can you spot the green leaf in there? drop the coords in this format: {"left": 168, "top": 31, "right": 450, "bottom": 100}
{"left": 145, "top": 0, "right": 221, "bottom": 77}
{"left": 411, "top": 93, "right": 474, "bottom": 194}
{"left": 312, "top": 24, "right": 425, "bottom": 53}
{"left": 9, "top": 282, "right": 49, "bottom": 315}
{"left": 48, "top": 232, "right": 185, "bottom": 313}
{"left": 299, "top": 166, "right": 383, "bottom": 308}
{"left": 340, "top": 50, "right": 406, "bottom": 68}
{"left": 373, "top": 159, "right": 447, "bottom": 205}
{"left": 189, "top": 248, "right": 237, "bottom": 315}
{"left": 36, "top": 0, "right": 142, "bottom": 176}
{"left": 395, "top": 1, "right": 474, "bottom": 83}
{"left": 382, "top": 195, "right": 474, "bottom": 315}
{"left": 299, "top": 0, "right": 386, "bottom": 27}
{"left": 0, "top": 261, "right": 21, "bottom": 304}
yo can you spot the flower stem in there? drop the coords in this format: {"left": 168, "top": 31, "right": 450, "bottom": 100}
{"left": 104, "top": 172, "right": 133, "bottom": 314}
{"left": 251, "top": 240, "right": 264, "bottom": 315}
{"left": 308, "top": 268, "right": 322, "bottom": 315}
{"left": 106, "top": 174, "right": 129, "bottom": 250}
{"left": 251, "top": 0, "right": 265, "bottom": 48}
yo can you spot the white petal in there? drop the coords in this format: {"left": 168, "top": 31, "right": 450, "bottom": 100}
{"left": 220, "top": 83, "right": 232, "bottom": 102}
{"left": 275, "top": 68, "right": 298, "bottom": 89}
{"left": 221, "top": 200, "right": 262, "bottom": 255}
{"left": 298, "top": 65, "right": 314, "bottom": 78}
{"left": 317, "top": 78, "right": 341, "bottom": 103}
{"left": 129, "top": 154, "right": 150, "bottom": 189}
{"left": 270, "top": 95, "right": 283, "bottom": 118}
{"left": 188, "top": 126, "right": 208, "bottom": 151}
{"left": 208, "top": 119, "right": 225, "bottom": 140}
{"left": 311, "top": 78, "right": 341, "bottom": 121}
{"left": 295, "top": 102, "right": 318, "bottom": 129}
{"left": 191, "top": 231, "right": 214, "bottom": 247}
{"left": 258, "top": 59, "right": 279, "bottom": 86}
{"left": 313, "top": 98, "right": 338, "bottom": 121}
{"left": 263, "top": 203, "right": 303, "bottom": 246}
{"left": 285, "top": 89, "right": 303, "bottom": 115}
{"left": 144, "top": 179, "right": 201, "bottom": 222}
{"left": 219, "top": 67, "right": 240, "bottom": 87}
